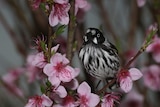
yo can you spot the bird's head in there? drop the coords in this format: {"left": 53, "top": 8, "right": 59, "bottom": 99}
{"left": 83, "top": 28, "right": 105, "bottom": 45}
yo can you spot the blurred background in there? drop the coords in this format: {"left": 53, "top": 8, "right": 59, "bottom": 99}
{"left": 0, "top": 0, "right": 160, "bottom": 107}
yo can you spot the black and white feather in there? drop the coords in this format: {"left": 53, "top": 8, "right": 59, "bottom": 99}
{"left": 79, "top": 28, "right": 120, "bottom": 80}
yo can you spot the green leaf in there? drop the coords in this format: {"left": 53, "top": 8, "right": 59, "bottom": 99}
{"left": 55, "top": 25, "right": 66, "bottom": 35}
{"left": 40, "top": 85, "right": 45, "bottom": 93}
{"left": 40, "top": 41, "right": 46, "bottom": 52}
{"left": 146, "top": 30, "right": 157, "bottom": 45}
{"left": 40, "top": 3, "right": 46, "bottom": 11}
{"left": 46, "top": 81, "right": 51, "bottom": 87}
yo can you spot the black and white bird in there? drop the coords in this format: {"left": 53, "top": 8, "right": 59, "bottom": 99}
{"left": 79, "top": 28, "right": 120, "bottom": 81}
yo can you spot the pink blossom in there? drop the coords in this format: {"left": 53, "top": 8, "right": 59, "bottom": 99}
{"left": 32, "top": 52, "right": 47, "bottom": 68}
{"left": 49, "top": 1, "right": 70, "bottom": 27}
{"left": 119, "top": 90, "right": 144, "bottom": 107}
{"left": 101, "top": 93, "right": 120, "bottom": 107}
{"left": 77, "top": 82, "right": 100, "bottom": 107}
{"left": 25, "top": 94, "right": 53, "bottom": 107}
{"left": 117, "top": 68, "right": 143, "bottom": 93}
{"left": 27, "top": 52, "right": 46, "bottom": 69}
{"left": 142, "top": 65, "right": 160, "bottom": 91}
{"left": 146, "top": 36, "right": 160, "bottom": 63}
{"left": 136, "top": 0, "right": 146, "bottom": 7}
{"left": 43, "top": 53, "right": 79, "bottom": 86}
{"left": 2, "top": 68, "right": 24, "bottom": 97}
{"left": 75, "top": 0, "right": 90, "bottom": 14}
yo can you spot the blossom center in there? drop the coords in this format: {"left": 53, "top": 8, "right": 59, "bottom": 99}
{"left": 63, "top": 96, "right": 74, "bottom": 105}
{"left": 118, "top": 70, "right": 130, "bottom": 78}
{"left": 34, "top": 96, "right": 42, "bottom": 105}
{"left": 55, "top": 62, "right": 64, "bottom": 71}
{"left": 80, "top": 95, "right": 88, "bottom": 105}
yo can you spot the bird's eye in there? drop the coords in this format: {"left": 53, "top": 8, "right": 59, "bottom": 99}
{"left": 97, "top": 33, "right": 100, "bottom": 37}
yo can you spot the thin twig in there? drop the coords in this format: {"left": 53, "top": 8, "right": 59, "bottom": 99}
{"left": 124, "top": 49, "right": 142, "bottom": 69}
{"left": 47, "top": 26, "right": 53, "bottom": 61}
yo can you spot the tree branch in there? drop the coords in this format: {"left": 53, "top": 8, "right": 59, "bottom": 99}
{"left": 66, "top": 0, "right": 76, "bottom": 62}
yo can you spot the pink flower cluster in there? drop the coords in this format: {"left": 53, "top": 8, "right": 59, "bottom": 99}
{"left": 43, "top": 53, "right": 79, "bottom": 87}
{"left": 24, "top": 39, "right": 122, "bottom": 106}
{"left": 23, "top": 35, "right": 144, "bottom": 107}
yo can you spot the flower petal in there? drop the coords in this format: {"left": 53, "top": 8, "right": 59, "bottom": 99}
{"left": 50, "top": 53, "right": 69, "bottom": 65}
{"left": 49, "top": 8, "right": 59, "bottom": 27}
{"left": 59, "top": 14, "right": 69, "bottom": 25}
{"left": 59, "top": 67, "right": 72, "bottom": 82}
{"left": 51, "top": 44, "right": 60, "bottom": 53}
{"left": 41, "top": 94, "right": 53, "bottom": 106}
{"left": 48, "top": 75, "right": 61, "bottom": 87}
{"left": 88, "top": 93, "right": 100, "bottom": 107}
{"left": 77, "top": 82, "right": 91, "bottom": 95}
{"left": 76, "top": 0, "right": 88, "bottom": 8}
{"left": 63, "top": 79, "right": 79, "bottom": 90}
{"left": 32, "top": 52, "right": 46, "bottom": 68}
{"left": 153, "top": 52, "right": 160, "bottom": 63}
{"left": 43, "top": 64, "right": 55, "bottom": 76}
{"left": 120, "top": 77, "right": 133, "bottom": 93}
{"left": 56, "top": 86, "right": 67, "bottom": 98}
{"left": 146, "top": 43, "right": 154, "bottom": 52}
{"left": 129, "top": 68, "right": 143, "bottom": 81}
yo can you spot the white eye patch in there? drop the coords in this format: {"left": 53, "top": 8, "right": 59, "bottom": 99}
{"left": 91, "top": 30, "right": 96, "bottom": 35}
{"left": 86, "top": 29, "right": 91, "bottom": 33}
